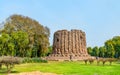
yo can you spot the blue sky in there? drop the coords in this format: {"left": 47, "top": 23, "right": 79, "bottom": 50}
{"left": 0, "top": 0, "right": 120, "bottom": 47}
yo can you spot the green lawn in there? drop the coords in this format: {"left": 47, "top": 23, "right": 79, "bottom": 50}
{"left": 1, "top": 61, "right": 120, "bottom": 75}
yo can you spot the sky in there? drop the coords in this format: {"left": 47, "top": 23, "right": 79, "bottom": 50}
{"left": 0, "top": 0, "right": 120, "bottom": 47}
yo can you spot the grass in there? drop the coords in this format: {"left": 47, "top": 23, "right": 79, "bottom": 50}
{"left": 1, "top": 61, "right": 120, "bottom": 75}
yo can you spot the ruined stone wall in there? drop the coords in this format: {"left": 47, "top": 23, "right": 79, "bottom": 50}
{"left": 48, "top": 29, "right": 90, "bottom": 61}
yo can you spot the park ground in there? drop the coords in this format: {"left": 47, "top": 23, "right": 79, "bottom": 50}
{"left": 0, "top": 61, "right": 120, "bottom": 75}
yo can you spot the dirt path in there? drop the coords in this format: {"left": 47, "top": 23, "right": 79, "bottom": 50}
{"left": 8, "top": 71, "right": 58, "bottom": 75}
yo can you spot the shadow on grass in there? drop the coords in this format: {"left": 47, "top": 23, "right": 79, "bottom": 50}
{"left": 0, "top": 68, "right": 7, "bottom": 73}
{"left": 0, "top": 68, "right": 19, "bottom": 74}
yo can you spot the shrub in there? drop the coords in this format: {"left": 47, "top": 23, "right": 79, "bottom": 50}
{"left": 102, "top": 58, "right": 107, "bottom": 66}
{"left": 22, "top": 57, "right": 47, "bottom": 63}
{"left": 107, "top": 58, "right": 117, "bottom": 65}
{"left": 84, "top": 59, "right": 88, "bottom": 64}
{"left": 97, "top": 58, "right": 103, "bottom": 65}
{"left": 32, "top": 58, "right": 47, "bottom": 63}
{"left": 97, "top": 60, "right": 100, "bottom": 65}
{"left": 0, "top": 56, "right": 21, "bottom": 73}
{"left": 22, "top": 57, "right": 32, "bottom": 63}
{"left": 88, "top": 58, "right": 94, "bottom": 64}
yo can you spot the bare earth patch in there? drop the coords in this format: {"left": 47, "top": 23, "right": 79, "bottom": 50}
{"left": 8, "top": 71, "right": 58, "bottom": 75}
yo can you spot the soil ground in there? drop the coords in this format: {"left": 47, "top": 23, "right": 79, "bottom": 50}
{"left": 8, "top": 71, "right": 58, "bottom": 75}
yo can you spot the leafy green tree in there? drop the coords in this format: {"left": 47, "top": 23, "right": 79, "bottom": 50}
{"left": 87, "top": 36, "right": 120, "bottom": 58}
{"left": 11, "top": 31, "right": 29, "bottom": 57}
{"left": 112, "top": 36, "right": 120, "bottom": 58}
{"left": 87, "top": 47, "right": 93, "bottom": 55}
{"left": 92, "top": 46, "right": 99, "bottom": 57}
{"left": 0, "top": 31, "right": 29, "bottom": 57}
{"left": 0, "top": 33, "right": 15, "bottom": 56}
{"left": 46, "top": 46, "right": 53, "bottom": 56}
{"left": 1, "top": 14, "right": 50, "bottom": 57}
{"left": 99, "top": 46, "right": 106, "bottom": 58}
{"left": 105, "top": 40, "right": 115, "bottom": 58}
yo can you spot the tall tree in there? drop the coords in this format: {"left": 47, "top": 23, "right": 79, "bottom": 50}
{"left": 0, "top": 33, "right": 15, "bottom": 56}
{"left": 87, "top": 47, "right": 93, "bottom": 55}
{"left": 1, "top": 14, "right": 50, "bottom": 57}
{"left": 112, "top": 36, "right": 120, "bottom": 58}
{"left": 11, "top": 31, "right": 29, "bottom": 57}
{"left": 92, "top": 46, "right": 99, "bottom": 57}
{"left": 99, "top": 46, "right": 106, "bottom": 58}
{"left": 105, "top": 40, "right": 115, "bottom": 58}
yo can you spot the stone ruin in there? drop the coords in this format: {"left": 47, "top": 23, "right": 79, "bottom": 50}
{"left": 47, "top": 29, "right": 90, "bottom": 61}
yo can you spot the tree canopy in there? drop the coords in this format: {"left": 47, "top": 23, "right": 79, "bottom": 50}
{"left": 87, "top": 36, "right": 120, "bottom": 58}
{"left": 0, "top": 14, "right": 50, "bottom": 57}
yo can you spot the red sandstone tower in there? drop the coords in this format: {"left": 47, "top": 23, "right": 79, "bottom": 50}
{"left": 48, "top": 29, "right": 90, "bottom": 61}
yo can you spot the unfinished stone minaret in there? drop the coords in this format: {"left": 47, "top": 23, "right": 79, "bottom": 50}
{"left": 48, "top": 29, "right": 90, "bottom": 61}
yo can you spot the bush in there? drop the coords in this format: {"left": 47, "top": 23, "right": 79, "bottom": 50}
{"left": 88, "top": 58, "right": 94, "bottom": 64}
{"left": 97, "top": 58, "right": 103, "bottom": 65}
{"left": 107, "top": 58, "right": 117, "bottom": 65}
{"left": 117, "top": 58, "right": 120, "bottom": 64}
{"left": 101, "top": 58, "right": 107, "bottom": 66}
{"left": 84, "top": 59, "right": 88, "bottom": 64}
{"left": 0, "top": 56, "right": 21, "bottom": 73}
{"left": 32, "top": 58, "right": 47, "bottom": 63}
{"left": 22, "top": 57, "right": 47, "bottom": 63}
{"left": 22, "top": 57, "right": 32, "bottom": 63}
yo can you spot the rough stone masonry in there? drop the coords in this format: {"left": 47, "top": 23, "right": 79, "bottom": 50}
{"left": 47, "top": 29, "right": 90, "bottom": 61}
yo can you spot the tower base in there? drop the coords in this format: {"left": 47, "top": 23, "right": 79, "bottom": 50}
{"left": 47, "top": 54, "right": 91, "bottom": 61}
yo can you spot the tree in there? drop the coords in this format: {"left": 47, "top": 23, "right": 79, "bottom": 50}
{"left": 99, "top": 46, "right": 106, "bottom": 58}
{"left": 11, "top": 31, "right": 29, "bottom": 57}
{"left": 0, "top": 31, "right": 29, "bottom": 57}
{"left": 47, "top": 46, "right": 53, "bottom": 56}
{"left": 1, "top": 14, "right": 50, "bottom": 57}
{"left": 0, "top": 33, "right": 15, "bottom": 56}
{"left": 87, "top": 36, "right": 120, "bottom": 58}
{"left": 92, "top": 46, "right": 99, "bottom": 57}
{"left": 105, "top": 40, "right": 115, "bottom": 58}
{"left": 87, "top": 47, "right": 93, "bottom": 55}
{"left": 112, "top": 36, "right": 120, "bottom": 58}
